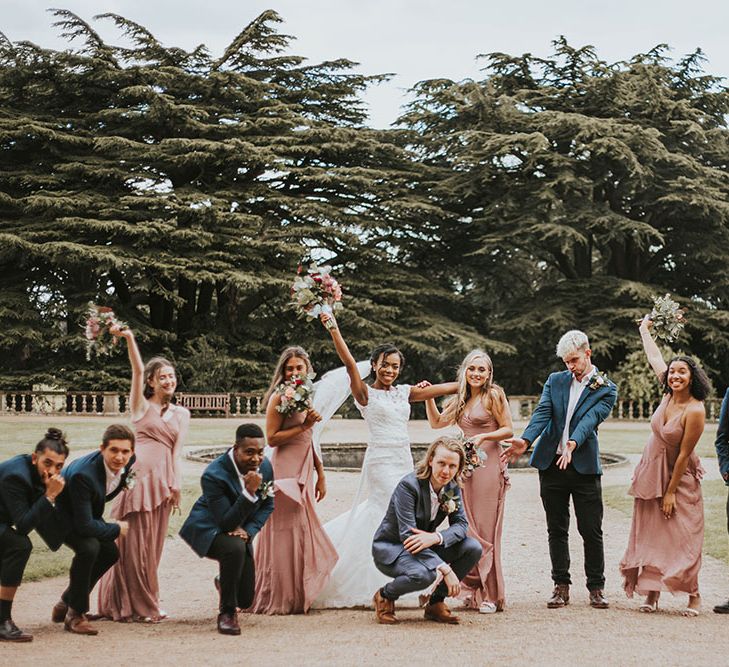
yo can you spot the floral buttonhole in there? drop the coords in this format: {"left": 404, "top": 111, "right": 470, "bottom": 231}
{"left": 258, "top": 480, "right": 274, "bottom": 500}
{"left": 123, "top": 469, "right": 137, "bottom": 491}
{"left": 588, "top": 372, "right": 609, "bottom": 391}
{"left": 439, "top": 489, "right": 460, "bottom": 514}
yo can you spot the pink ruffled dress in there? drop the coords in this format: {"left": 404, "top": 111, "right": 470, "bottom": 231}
{"left": 97, "top": 403, "right": 189, "bottom": 620}
{"left": 247, "top": 407, "right": 338, "bottom": 614}
{"left": 620, "top": 396, "right": 704, "bottom": 596}
{"left": 458, "top": 400, "right": 510, "bottom": 609}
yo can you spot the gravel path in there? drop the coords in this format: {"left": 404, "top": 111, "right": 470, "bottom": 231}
{"left": 5, "top": 458, "right": 729, "bottom": 666}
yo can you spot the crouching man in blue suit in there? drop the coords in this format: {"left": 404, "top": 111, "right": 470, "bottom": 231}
{"left": 180, "top": 423, "right": 273, "bottom": 636}
{"left": 372, "top": 436, "right": 481, "bottom": 625}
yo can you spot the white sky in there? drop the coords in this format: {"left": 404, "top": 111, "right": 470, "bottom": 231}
{"left": 4, "top": 0, "right": 728, "bottom": 128}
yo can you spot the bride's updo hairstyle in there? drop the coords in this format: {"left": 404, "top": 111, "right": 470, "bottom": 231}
{"left": 35, "top": 427, "right": 70, "bottom": 457}
{"left": 369, "top": 343, "right": 405, "bottom": 381}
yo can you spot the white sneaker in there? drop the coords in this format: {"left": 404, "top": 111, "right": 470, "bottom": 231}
{"left": 479, "top": 601, "right": 497, "bottom": 614}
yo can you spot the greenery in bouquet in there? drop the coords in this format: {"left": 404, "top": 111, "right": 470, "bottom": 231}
{"left": 84, "top": 303, "right": 127, "bottom": 361}
{"left": 291, "top": 263, "right": 343, "bottom": 329}
{"left": 649, "top": 293, "right": 687, "bottom": 343}
{"left": 275, "top": 372, "right": 316, "bottom": 416}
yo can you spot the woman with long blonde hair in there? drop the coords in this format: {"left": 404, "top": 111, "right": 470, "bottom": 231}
{"left": 248, "top": 346, "right": 337, "bottom": 614}
{"left": 426, "top": 349, "right": 513, "bottom": 613}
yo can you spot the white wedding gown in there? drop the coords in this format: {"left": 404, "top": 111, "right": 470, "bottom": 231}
{"left": 314, "top": 383, "right": 418, "bottom": 608}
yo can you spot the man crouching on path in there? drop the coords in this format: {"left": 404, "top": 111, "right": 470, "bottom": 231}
{"left": 372, "top": 436, "right": 481, "bottom": 625}
{"left": 179, "top": 423, "right": 273, "bottom": 636}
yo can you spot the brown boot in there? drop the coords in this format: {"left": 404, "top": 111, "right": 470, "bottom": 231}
{"left": 424, "top": 601, "right": 460, "bottom": 624}
{"left": 589, "top": 589, "right": 609, "bottom": 609}
{"left": 547, "top": 584, "right": 570, "bottom": 608}
{"left": 51, "top": 599, "right": 68, "bottom": 623}
{"left": 64, "top": 609, "right": 99, "bottom": 635}
{"left": 373, "top": 589, "right": 398, "bottom": 625}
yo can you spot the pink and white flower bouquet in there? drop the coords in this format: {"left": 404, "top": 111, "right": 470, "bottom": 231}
{"left": 84, "top": 302, "right": 127, "bottom": 360}
{"left": 291, "top": 263, "right": 343, "bottom": 329}
{"left": 275, "top": 373, "right": 316, "bottom": 416}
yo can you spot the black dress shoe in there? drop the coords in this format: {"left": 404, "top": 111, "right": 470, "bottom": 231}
{"left": 714, "top": 600, "right": 729, "bottom": 614}
{"left": 0, "top": 619, "right": 33, "bottom": 642}
{"left": 589, "top": 589, "right": 609, "bottom": 609}
{"left": 217, "top": 612, "right": 241, "bottom": 636}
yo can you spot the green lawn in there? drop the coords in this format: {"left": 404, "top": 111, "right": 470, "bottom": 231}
{"left": 603, "top": 479, "right": 729, "bottom": 565}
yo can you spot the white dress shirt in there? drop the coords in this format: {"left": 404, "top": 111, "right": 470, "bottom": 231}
{"left": 228, "top": 449, "right": 259, "bottom": 503}
{"left": 559, "top": 367, "right": 596, "bottom": 454}
{"left": 104, "top": 463, "right": 124, "bottom": 496}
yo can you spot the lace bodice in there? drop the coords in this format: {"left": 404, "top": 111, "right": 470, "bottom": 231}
{"left": 355, "top": 384, "right": 411, "bottom": 447}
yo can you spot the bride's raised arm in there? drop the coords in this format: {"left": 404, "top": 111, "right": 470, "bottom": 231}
{"left": 320, "top": 313, "right": 369, "bottom": 405}
{"left": 638, "top": 315, "right": 668, "bottom": 381}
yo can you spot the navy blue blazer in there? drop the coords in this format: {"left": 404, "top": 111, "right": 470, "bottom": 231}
{"left": 372, "top": 472, "right": 468, "bottom": 572}
{"left": 0, "top": 454, "right": 68, "bottom": 550}
{"left": 58, "top": 450, "right": 136, "bottom": 541}
{"left": 715, "top": 388, "right": 729, "bottom": 485}
{"left": 179, "top": 451, "right": 274, "bottom": 558}
{"left": 522, "top": 368, "right": 618, "bottom": 475}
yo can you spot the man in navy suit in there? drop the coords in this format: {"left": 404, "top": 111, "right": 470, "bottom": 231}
{"left": 503, "top": 330, "right": 617, "bottom": 609}
{"left": 52, "top": 424, "right": 136, "bottom": 635}
{"left": 714, "top": 387, "right": 729, "bottom": 614}
{"left": 180, "top": 423, "right": 273, "bottom": 635}
{"left": 0, "top": 429, "right": 69, "bottom": 642}
{"left": 372, "top": 436, "right": 481, "bottom": 625}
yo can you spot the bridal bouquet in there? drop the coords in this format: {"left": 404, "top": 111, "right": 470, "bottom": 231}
{"left": 275, "top": 373, "right": 315, "bottom": 416}
{"left": 84, "top": 302, "right": 127, "bottom": 360}
{"left": 648, "top": 293, "right": 687, "bottom": 342}
{"left": 460, "top": 437, "right": 487, "bottom": 479}
{"left": 291, "top": 263, "right": 343, "bottom": 329}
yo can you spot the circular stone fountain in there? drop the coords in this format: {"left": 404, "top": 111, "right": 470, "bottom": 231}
{"left": 186, "top": 444, "right": 627, "bottom": 471}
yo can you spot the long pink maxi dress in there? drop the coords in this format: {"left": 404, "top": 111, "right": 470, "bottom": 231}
{"left": 620, "top": 396, "right": 704, "bottom": 596}
{"left": 458, "top": 400, "right": 510, "bottom": 609}
{"left": 248, "top": 408, "right": 338, "bottom": 614}
{"left": 96, "top": 403, "right": 189, "bottom": 620}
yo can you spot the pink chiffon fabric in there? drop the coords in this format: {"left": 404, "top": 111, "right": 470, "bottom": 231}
{"left": 96, "top": 403, "right": 188, "bottom": 620}
{"left": 458, "top": 400, "right": 510, "bottom": 609}
{"left": 620, "top": 396, "right": 704, "bottom": 596}
{"left": 247, "top": 408, "right": 338, "bottom": 614}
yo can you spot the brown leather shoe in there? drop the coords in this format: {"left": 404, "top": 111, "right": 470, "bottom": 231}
{"left": 0, "top": 619, "right": 33, "bottom": 642}
{"left": 51, "top": 598, "right": 68, "bottom": 623}
{"left": 547, "top": 584, "right": 570, "bottom": 608}
{"left": 373, "top": 589, "right": 398, "bottom": 625}
{"left": 217, "top": 612, "right": 241, "bottom": 636}
{"left": 64, "top": 609, "right": 99, "bottom": 636}
{"left": 424, "top": 601, "right": 460, "bottom": 624}
{"left": 589, "top": 589, "right": 609, "bottom": 609}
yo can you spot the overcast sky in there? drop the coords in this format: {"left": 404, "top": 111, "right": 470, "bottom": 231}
{"left": 4, "top": 1, "right": 728, "bottom": 127}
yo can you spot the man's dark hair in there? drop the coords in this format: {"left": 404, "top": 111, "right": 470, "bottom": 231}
{"left": 101, "top": 424, "right": 136, "bottom": 448}
{"left": 235, "top": 423, "right": 264, "bottom": 444}
{"left": 35, "top": 428, "right": 70, "bottom": 458}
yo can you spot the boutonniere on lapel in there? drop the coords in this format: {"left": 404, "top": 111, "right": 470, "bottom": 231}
{"left": 123, "top": 468, "right": 137, "bottom": 491}
{"left": 439, "top": 489, "right": 460, "bottom": 514}
{"left": 258, "top": 480, "right": 274, "bottom": 500}
{"left": 588, "top": 372, "right": 609, "bottom": 391}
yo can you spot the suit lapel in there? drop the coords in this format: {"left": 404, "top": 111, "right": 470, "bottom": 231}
{"left": 560, "top": 372, "right": 571, "bottom": 420}
{"left": 417, "top": 478, "right": 431, "bottom": 531}
{"left": 222, "top": 450, "right": 256, "bottom": 500}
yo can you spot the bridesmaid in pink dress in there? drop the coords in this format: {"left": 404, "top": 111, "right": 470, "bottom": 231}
{"left": 96, "top": 326, "right": 190, "bottom": 622}
{"left": 248, "top": 346, "right": 338, "bottom": 614}
{"left": 619, "top": 316, "right": 709, "bottom": 616}
{"left": 426, "top": 349, "right": 513, "bottom": 613}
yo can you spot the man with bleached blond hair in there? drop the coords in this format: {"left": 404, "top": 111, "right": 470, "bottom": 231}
{"left": 502, "top": 330, "right": 617, "bottom": 610}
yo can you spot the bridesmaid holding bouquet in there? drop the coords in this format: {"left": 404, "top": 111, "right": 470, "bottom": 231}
{"left": 247, "top": 346, "right": 338, "bottom": 614}
{"left": 619, "top": 315, "right": 708, "bottom": 616}
{"left": 97, "top": 326, "right": 190, "bottom": 622}
{"left": 425, "top": 350, "right": 513, "bottom": 613}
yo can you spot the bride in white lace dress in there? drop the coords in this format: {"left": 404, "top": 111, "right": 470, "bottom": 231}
{"left": 314, "top": 314, "right": 457, "bottom": 608}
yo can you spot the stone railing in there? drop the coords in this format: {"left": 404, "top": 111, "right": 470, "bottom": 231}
{"left": 0, "top": 390, "right": 724, "bottom": 421}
